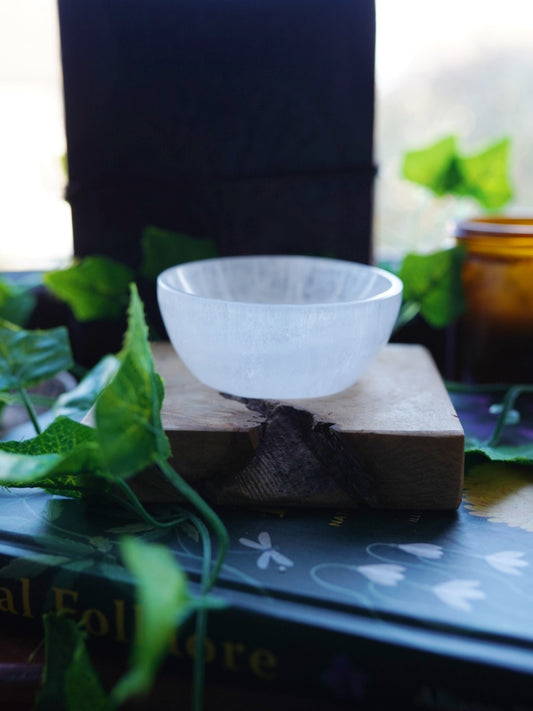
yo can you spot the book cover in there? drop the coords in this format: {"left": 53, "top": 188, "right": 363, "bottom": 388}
{"left": 0, "top": 390, "right": 532, "bottom": 709}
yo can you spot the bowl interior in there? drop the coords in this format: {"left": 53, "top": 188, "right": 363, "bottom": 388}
{"left": 160, "top": 255, "right": 399, "bottom": 306}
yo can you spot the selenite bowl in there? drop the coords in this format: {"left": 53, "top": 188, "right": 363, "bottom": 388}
{"left": 157, "top": 255, "right": 403, "bottom": 399}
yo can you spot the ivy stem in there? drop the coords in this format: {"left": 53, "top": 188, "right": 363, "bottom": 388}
{"left": 488, "top": 385, "right": 533, "bottom": 447}
{"left": 18, "top": 385, "right": 41, "bottom": 435}
{"left": 157, "top": 458, "right": 229, "bottom": 593}
{"left": 118, "top": 463, "right": 229, "bottom": 711}
{"left": 156, "top": 459, "right": 228, "bottom": 711}
{"left": 114, "top": 479, "right": 188, "bottom": 529}
{"left": 193, "top": 608, "right": 208, "bottom": 711}
{"left": 188, "top": 516, "right": 212, "bottom": 711}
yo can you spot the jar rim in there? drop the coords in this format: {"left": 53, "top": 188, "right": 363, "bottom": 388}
{"left": 455, "top": 215, "right": 533, "bottom": 238}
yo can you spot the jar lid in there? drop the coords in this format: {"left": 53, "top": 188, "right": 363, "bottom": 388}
{"left": 455, "top": 215, "right": 533, "bottom": 238}
{"left": 454, "top": 215, "right": 533, "bottom": 258}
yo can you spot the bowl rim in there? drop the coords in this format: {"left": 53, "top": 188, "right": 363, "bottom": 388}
{"left": 157, "top": 255, "right": 403, "bottom": 309}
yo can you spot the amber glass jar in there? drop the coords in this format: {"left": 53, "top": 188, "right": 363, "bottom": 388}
{"left": 455, "top": 215, "right": 533, "bottom": 383}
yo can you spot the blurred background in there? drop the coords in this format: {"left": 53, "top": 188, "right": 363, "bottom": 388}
{"left": 1, "top": 0, "right": 532, "bottom": 271}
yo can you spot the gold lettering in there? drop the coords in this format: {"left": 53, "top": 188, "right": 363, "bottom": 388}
{"left": 53, "top": 587, "right": 78, "bottom": 616}
{"left": 222, "top": 641, "right": 246, "bottom": 671}
{"left": 81, "top": 608, "right": 109, "bottom": 637}
{"left": 186, "top": 634, "right": 216, "bottom": 663}
{"left": 0, "top": 586, "right": 17, "bottom": 614}
{"left": 20, "top": 578, "right": 33, "bottom": 618}
{"left": 113, "top": 599, "right": 127, "bottom": 643}
{"left": 249, "top": 648, "right": 277, "bottom": 680}
{"left": 329, "top": 510, "right": 349, "bottom": 527}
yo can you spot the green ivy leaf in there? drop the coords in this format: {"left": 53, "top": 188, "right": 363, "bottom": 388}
{"left": 0, "top": 279, "right": 11, "bottom": 304}
{"left": 44, "top": 256, "right": 134, "bottom": 321}
{"left": 34, "top": 613, "right": 113, "bottom": 711}
{"left": 0, "top": 320, "right": 73, "bottom": 391}
{"left": 458, "top": 138, "right": 513, "bottom": 210}
{"left": 0, "top": 417, "right": 107, "bottom": 496}
{"left": 402, "top": 135, "right": 460, "bottom": 196}
{"left": 0, "top": 277, "right": 37, "bottom": 326}
{"left": 402, "top": 134, "right": 513, "bottom": 209}
{"left": 399, "top": 246, "right": 466, "bottom": 328}
{"left": 95, "top": 284, "right": 170, "bottom": 478}
{"left": 140, "top": 226, "right": 218, "bottom": 281}
{"left": 0, "top": 449, "right": 62, "bottom": 484}
{"left": 465, "top": 438, "right": 533, "bottom": 464}
{"left": 111, "top": 536, "right": 191, "bottom": 704}
{"left": 0, "top": 392, "right": 21, "bottom": 406}
{"left": 0, "top": 286, "right": 170, "bottom": 491}
{"left": 54, "top": 355, "right": 120, "bottom": 422}
{"left": 0, "top": 416, "right": 97, "bottom": 456}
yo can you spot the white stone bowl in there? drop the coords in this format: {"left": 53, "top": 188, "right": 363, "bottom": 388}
{"left": 157, "top": 255, "right": 403, "bottom": 399}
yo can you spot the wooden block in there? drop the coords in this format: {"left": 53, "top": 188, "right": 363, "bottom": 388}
{"left": 133, "top": 342, "right": 464, "bottom": 510}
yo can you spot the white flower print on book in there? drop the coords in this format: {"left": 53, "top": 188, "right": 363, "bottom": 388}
{"left": 485, "top": 551, "right": 528, "bottom": 575}
{"left": 357, "top": 564, "right": 406, "bottom": 586}
{"left": 398, "top": 543, "right": 444, "bottom": 559}
{"left": 433, "top": 580, "right": 485, "bottom": 612}
{"left": 239, "top": 531, "right": 294, "bottom": 571}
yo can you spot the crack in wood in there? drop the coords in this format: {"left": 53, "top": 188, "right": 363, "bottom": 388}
{"left": 210, "top": 395, "right": 378, "bottom": 508}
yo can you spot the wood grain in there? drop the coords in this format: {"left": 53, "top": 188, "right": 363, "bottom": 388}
{"left": 131, "top": 342, "right": 464, "bottom": 510}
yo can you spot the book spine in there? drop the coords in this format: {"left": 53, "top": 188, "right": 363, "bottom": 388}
{"left": 0, "top": 557, "right": 532, "bottom": 710}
